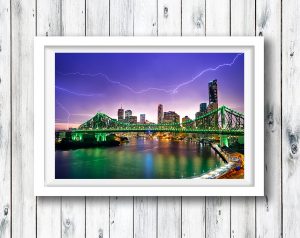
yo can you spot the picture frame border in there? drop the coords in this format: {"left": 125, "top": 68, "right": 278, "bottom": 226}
{"left": 34, "top": 36, "right": 264, "bottom": 196}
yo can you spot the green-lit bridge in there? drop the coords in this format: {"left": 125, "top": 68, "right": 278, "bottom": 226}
{"left": 68, "top": 106, "right": 244, "bottom": 143}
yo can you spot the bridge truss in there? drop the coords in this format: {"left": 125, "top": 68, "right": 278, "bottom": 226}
{"left": 77, "top": 105, "right": 244, "bottom": 136}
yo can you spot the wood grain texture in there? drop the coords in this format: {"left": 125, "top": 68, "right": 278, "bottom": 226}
{"left": 181, "top": 1, "right": 206, "bottom": 238}
{"left": 133, "top": 2, "right": 158, "bottom": 238}
{"left": 109, "top": 2, "right": 134, "bottom": 237}
{"left": 182, "top": 0, "right": 205, "bottom": 36}
{"left": 85, "top": 1, "right": 110, "bottom": 238}
{"left": 256, "top": 0, "right": 282, "bottom": 237}
{"left": 11, "top": 0, "right": 36, "bottom": 237}
{"left": 230, "top": 1, "right": 256, "bottom": 237}
{"left": 205, "top": 1, "right": 231, "bottom": 237}
{"left": 1, "top": 0, "right": 290, "bottom": 237}
{"left": 62, "top": 0, "right": 85, "bottom": 36}
{"left": 182, "top": 197, "right": 205, "bottom": 238}
{"left": 110, "top": 0, "right": 134, "bottom": 36}
{"left": 62, "top": 197, "right": 85, "bottom": 238}
{"left": 206, "top": 0, "right": 230, "bottom": 36}
{"left": 61, "top": 1, "right": 86, "bottom": 238}
{"left": 110, "top": 197, "right": 133, "bottom": 238}
{"left": 133, "top": 0, "right": 157, "bottom": 36}
{"left": 86, "top": 0, "right": 109, "bottom": 36}
{"left": 134, "top": 197, "right": 157, "bottom": 238}
{"left": 37, "top": 197, "right": 61, "bottom": 238}
{"left": 157, "top": 0, "right": 181, "bottom": 36}
{"left": 157, "top": 197, "right": 181, "bottom": 238}
{"left": 86, "top": 197, "right": 109, "bottom": 238}
{"left": 36, "top": 1, "right": 62, "bottom": 237}
{"left": 0, "top": 0, "right": 10, "bottom": 237}
{"left": 157, "top": 2, "right": 182, "bottom": 238}
{"left": 282, "top": 0, "right": 300, "bottom": 237}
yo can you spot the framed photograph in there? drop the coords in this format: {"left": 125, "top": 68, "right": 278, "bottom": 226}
{"left": 34, "top": 37, "right": 264, "bottom": 196}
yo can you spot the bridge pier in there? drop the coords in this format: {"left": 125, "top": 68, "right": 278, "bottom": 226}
{"left": 95, "top": 133, "right": 107, "bottom": 142}
{"left": 219, "top": 135, "right": 229, "bottom": 147}
{"left": 71, "top": 132, "right": 83, "bottom": 141}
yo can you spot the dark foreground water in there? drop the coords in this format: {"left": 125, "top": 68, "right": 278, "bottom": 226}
{"left": 55, "top": 138, "right": 224, "bottom": 179}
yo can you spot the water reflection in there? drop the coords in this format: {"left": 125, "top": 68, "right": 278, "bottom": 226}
{"left": 55, "top": 138, "right": 224, "bottom": 179}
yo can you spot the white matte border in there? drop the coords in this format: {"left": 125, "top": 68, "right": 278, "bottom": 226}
{"left": 34, "top": 37, "right": 264, "bottom": 196}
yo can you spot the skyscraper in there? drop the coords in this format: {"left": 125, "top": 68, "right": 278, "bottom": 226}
{"left": 163, "top": 111, "right": 180, "bottom": 124}
{"left": 129, "top": 116, "right": 137, "bottom": 124}
{"left": 118, "top": 107, "right": 124, "bottom": 121}
{"left": 158, "top": 104, "right": 163, "bottom": 124}
{"left": 140, "top": 114, "right": 146, "bottom": 124}
{"left": 125, "top": 110, "right": 132, "bottom": 122}
{"left": 200, "top": 103, "right": 207, "bottom": 113}
{"left": 208, "top": 79, "right": 218, "bottom": 107}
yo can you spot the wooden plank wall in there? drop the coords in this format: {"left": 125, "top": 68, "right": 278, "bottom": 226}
{"left": 0, "top": 0, "right": 294, "bottom": 237}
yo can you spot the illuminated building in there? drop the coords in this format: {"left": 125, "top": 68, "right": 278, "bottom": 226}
{"left": 129, "top": 115, "right": 137, "bottom": 124}
{"left": 200, "top": 103, "right": 207, "bottom": 113}
{"left": 208, "top": 79, "right": 218, "bottom": 108}
{"left": 208, "top": 79, "right": 218, "bottom": 127}
{"left": 182, "top": 116, "right": 194, "bottom": 128}
{"left": 118, "top": 107, "right": 124, "bottom": 121}
{"left": 163, "top": 111, "right": 180, "bottom": 124}
{"left": 158, "top": 104, "right": 163, "bottom": 124}
{"left": 140, "top": 114, "right": 146, "bottom": 124}
{"left": 125, "top": 110, "right": 132, "bottom": 122}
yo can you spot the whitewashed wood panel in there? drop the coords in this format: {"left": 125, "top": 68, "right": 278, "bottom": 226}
{"left": 85, "top": 1, "right": 110, "bottom": 238}
{"left": 62, "top": 197, "right": 85, "bottom": 238}
{"left": 36, "top": 1, "right": 62, "bottom": 237}
{"left": 133, "top": 0, "right": 157, "bottom": 36}
{"left": 86, "top": 197, "right": 109, "bottom": 238}
{"left": 110, "top": 0, "right": 134, "bottom": 36}
{"left": 133, "top": 2, "right": 158, "bottom": 238}
{"left": 206, "top": 0, "right": 230, "bottom": 36}
{"left": 109, "top": 2, "right": 134, "bottom": 237}
{"left": 157, "top": 1, "right": 182, "bottom": 237}
{"left": 37, "top": 197, "right": 61, "bottom": 238}
{"left": 86, "top": 0, "right": 109, "bottom": 36}
{"left": 282, "top": 0, "right": 300, "bottom": 237}
{"left": 61, "top": 1, "right": 86, "bottom": 238}
{"left": 230, "top": 1, "right": 256, "bottom": 237}
{"left": 181, "top": 1, "right": 206, "bottom": 237}
{"left": 110, "top": 197, "right": 133, "bottom": 238}
{"left": 157, "top": 0, "right": 181, "bottom": 36}
{"left": 11, "top": 0, "right": 36, "bottom": 237}
{"left": 157, "top": 197, "right": 181, "bottom": 238}
{"left": 182, "top": 0, "right": 205, "bottom": 36}
{"left": 0, "top": 0, "right": 10, "bottom": 237}
{"left": 62, "top": 0, "right": 86, "bottom": 36}
{"left": 256, "top": 0, "right": 282, "bottom": 237}
{"left": 205, "top": 1, "right": 231, "bottom": 237}
{"left": 134, "top": 197, "right": 157, "bottom": 238}
{"left": 182, "top": 197, "right": 205, "bottom": 238}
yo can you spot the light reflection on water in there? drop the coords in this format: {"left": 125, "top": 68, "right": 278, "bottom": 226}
{"left": 55, "top": 138, "right": 224, "bottom": 179}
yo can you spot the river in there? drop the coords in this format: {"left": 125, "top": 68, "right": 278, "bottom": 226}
{"left": 55, "top": 137, "right": 225, "bottom": 179}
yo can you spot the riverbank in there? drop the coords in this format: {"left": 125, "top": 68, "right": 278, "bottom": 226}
{"left": 194, "top": 142, "right": 244, "bottom": 179}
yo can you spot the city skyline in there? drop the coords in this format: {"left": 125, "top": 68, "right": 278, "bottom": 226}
{"left": 55, "top": 53, "right": 244, "bottom": 130}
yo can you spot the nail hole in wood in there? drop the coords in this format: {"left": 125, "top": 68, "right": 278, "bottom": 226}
{"left": 164, "top": 7, "right": 168, "bottom": 18}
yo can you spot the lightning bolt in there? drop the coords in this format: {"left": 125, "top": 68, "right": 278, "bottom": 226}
{"left": 56, "top": 53, "right": 242, "bottom": 95}
{"left": 56, "top": 101, "right": 94, "bottom": 129}
{"left": 55, "top": 86, "right": 105, "bottom": 97}
{"left": 170, "top": 53, "right": 242, "bottom": 94}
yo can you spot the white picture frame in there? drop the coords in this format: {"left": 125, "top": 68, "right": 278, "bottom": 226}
{"left": 34, "top": 36, "right": 264, "bottom": 196}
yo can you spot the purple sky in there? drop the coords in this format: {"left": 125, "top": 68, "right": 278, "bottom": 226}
{"left": 55, "top": 53, "right": 244, "bottom": 130}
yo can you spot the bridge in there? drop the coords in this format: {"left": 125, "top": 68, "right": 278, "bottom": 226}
{"left": 68, "top": 105, "right": 244, "bottom": 146}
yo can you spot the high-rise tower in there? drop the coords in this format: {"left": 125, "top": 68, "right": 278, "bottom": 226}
{"left": 118, "top": 107, "right": 124, "bottom": 121}
{"left": 158, "top": 104, "right": 163, "bottom": 124}
{"left": 208, "top": 79, "right": 218, "bottom": 108}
